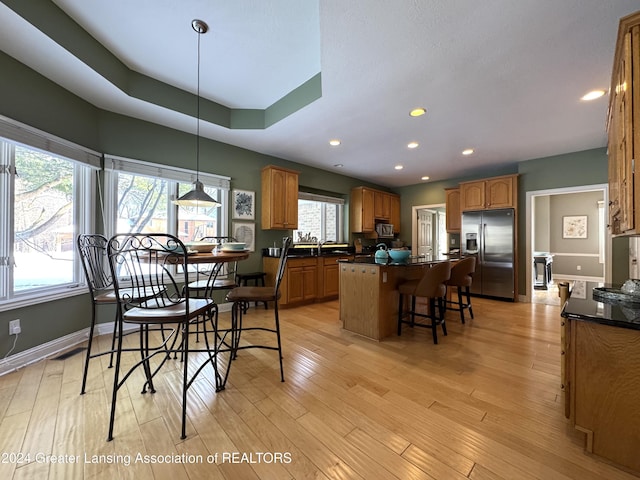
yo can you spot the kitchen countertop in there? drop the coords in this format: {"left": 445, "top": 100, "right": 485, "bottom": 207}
{"left": 561, "top": 281, "right": 640, "bottom": 330}
{"left": 338, "top": 256, "right": 441, "bottom": 267}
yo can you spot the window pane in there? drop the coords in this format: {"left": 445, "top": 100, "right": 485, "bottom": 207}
{"left": 116, "top": 173, "right": 169, "bottom": 233}
{"left": 177, "top": 183, "right": 220, "bottom": 242}
{"left": 13, "top": 147, "right": 75, "bottom": 291}
{"left": 295, "top": 199, "right": 342, "bottom": 243}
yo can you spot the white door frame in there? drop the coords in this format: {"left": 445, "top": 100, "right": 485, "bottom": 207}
{"left": 411, "top": 203, "right": 446, "bottom": 257}
{"left": 525, "top": 183, "right": 610, "bottom": 303}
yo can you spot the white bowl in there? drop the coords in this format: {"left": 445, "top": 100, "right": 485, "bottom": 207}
{"left": 185, "top": 241, "right": 218, "bottom": 253}
{"left": 222, "top": 242, "right": 246, "bottom": 251}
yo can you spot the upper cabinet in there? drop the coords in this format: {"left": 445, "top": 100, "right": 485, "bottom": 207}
{"left": 445, "top": 188, "right": 461, "bottom": 232}
{"left": 460, "top": 174, "right": 518, "bottom": 212}
{"left": 351, "top": 187, "right": 401, "bottom": 234}
{"left": 261, "top": 165, "right": 299, "bottom": 230}
{"left": 608, "top": 11, "right": 640, "bottom": 235}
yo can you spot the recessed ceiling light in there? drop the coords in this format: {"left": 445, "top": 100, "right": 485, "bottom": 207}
{"left": 462, "top": 149, "right": 474, "bottom": 156}
{"left": 581, "top": 90, "right": 606, "bottom": 101}
{"left": 333, "top": 163, "right": 343, "bottom": 168}
{"left": 394, "top": 165, "right": 403, "bottom": 170}
{"left": 407, "top": 142, "right": 419, "bottom": 149}
{"left": 329, "top": 139, "right": 341, "bottom": 146}
{"left": 410, "top": 108, "right": 426, "bottom": 117}
{"left": 421, "top": 176, "right": 430, "bottom": 181}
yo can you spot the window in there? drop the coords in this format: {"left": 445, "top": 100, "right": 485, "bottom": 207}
{"left": 0, "top": 117, "right": 99, "bottom": 309}
{"left": 294, "top": 192, "right": 344, "bottom": 243}
{"left": 103, "top": 156, "right": 230, "bottom": 243}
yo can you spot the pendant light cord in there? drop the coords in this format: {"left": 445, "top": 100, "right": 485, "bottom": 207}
{"left": 195, "top": 26, "right": 202, "bottom": 183}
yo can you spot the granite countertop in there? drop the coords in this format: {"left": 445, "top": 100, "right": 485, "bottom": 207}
{"left": 561, "top": 281, "right": 640, "bottom": 331}
{"left": 338, "top": 256, "right": 440, "bottom": 267}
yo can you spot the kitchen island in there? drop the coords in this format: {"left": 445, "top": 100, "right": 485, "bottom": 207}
{"left": 561, "top": 282, "right": 640, "bottom": 475}
{"left": 339, "top": 257, "right": 439, "bottom": 340}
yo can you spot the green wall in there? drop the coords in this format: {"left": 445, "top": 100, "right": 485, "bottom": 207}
{"left": 0, "top": 50, "right": 383, "bottom": 357}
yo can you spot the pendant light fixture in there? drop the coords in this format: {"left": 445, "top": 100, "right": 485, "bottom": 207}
{"left": 174, "top": 19, "right": 220, "bottom": 208}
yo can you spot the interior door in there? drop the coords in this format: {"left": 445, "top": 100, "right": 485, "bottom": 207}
{"left": 417, "top": 209, "right": 434, "bottom": 261}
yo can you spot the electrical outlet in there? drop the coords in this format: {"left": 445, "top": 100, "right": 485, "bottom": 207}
{"left": 576, "top": 265, "right": 582, "bottom": 271}
{"left": 9, "top": 319, "right": 21, "bottom": 335}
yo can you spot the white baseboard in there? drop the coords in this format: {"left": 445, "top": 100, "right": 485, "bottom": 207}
{"left": 0, "top": 301, "right": 235, "bottom": 376}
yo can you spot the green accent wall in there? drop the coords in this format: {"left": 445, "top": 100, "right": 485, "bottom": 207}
{"left": 1, "top": 0, "right": 322, "bottom": 129}
{"left": 0, "top": 51, "right": 376, "bottom": 357}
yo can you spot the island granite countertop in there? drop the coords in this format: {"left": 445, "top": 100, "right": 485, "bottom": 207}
{"left": 561, "top": 281, "right": 640, "bottom": 331}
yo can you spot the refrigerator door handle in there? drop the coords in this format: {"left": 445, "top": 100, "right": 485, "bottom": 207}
{"left": 481, "top": 223, "right": 486, "bottom": 264}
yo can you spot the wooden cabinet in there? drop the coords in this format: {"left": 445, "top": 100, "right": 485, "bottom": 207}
{"left": 460, "top": 174, "right": 517, "bottom": 211}
{"left": 566, "top": 318, "right": 640, "bottom": 474}
{"left": 265, "top": 257, "right": 316, "bottom": 306}
{"left": 374, "top": 191, "right": 391, "bottom": 220}
{"left": 390, "top": 195, "right": 401, "bottom": 234}
{"left": 261, "top": 165, "right": 299, "bottom": 230}
{"left": 351, "top": 187, "right": 401, "bottom": 233}
{"left": 320, "top": 255, "right": 353, "bottom": 299}
{"left": 607, "top": 12, "right": 640, "bottom": 235}
{"left": 445, "top": 188, "right": 461, "bottom": 232}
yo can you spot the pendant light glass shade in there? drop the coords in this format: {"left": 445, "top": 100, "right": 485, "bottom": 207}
{"left": 174, "top": 19, "right": 220, "bottom": 208}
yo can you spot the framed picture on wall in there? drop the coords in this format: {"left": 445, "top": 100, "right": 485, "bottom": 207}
{"left": 562, "top": 215, "right": 587, "bottom": 239}
{"left": 232, "top": 222, "right": 255, "bottom": 252}
{"left": 232, "top": 189, "right": 255, "bottom": 220}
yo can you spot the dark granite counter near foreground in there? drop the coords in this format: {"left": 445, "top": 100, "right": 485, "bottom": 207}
{"left": 561, "top": 281, "right": 640, "bottom": 330}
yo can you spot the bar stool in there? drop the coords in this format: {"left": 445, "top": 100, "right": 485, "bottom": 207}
{"left": 397, "top": 261, "right": 452, "bottom": 344}
{"left": 236, "top": 271, "right": 268, "bottom": 311}
{"left": 445, "top": 256, "right": 476, "bottom": 324}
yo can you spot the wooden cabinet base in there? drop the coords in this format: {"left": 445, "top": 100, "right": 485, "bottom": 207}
{"left": 339, "top": 263, "right": 427, "bottom": 340}
{"left": 568, "top": 319, "right": 640, "bottom": 475}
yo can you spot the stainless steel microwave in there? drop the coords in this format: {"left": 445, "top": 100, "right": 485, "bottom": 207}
{"left": 376, "top": 223, "right": 394, "bottom": 238}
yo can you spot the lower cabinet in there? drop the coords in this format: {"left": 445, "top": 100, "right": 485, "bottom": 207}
{"left": 263, "top": 255, "right": 353, "bottom": 307}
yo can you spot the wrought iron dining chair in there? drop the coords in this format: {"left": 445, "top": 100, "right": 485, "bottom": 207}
{"left": 186, "top": 236, "right": 239, "bottom": 298}
{"left": 106, "top": 233, "right": 229, "bottom": 441}
{"left": 77, "top": 234, "right": 118, "bottom": 395}
{"left": 397, "top": 261, "right": 452, "bottom": 344}
{"left": 225, "top": 236, "right": 292, "bottom": 382}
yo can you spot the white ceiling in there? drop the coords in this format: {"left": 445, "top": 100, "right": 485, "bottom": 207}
{"left": 1, "top": 0, "right": 638, "bottom": 187}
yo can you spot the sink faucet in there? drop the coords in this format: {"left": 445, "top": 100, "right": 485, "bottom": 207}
{"left": 317, "top": 239, "right": 324, "bottom": 256}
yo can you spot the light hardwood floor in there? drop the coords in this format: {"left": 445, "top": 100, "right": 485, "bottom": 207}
{"left": 0, "top": 298, "right": 637, "bottom": 480}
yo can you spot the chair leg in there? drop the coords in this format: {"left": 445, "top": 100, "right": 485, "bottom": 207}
{"left": 81, "top": 303, "right": 97, "bottom": 395}
{"left": 397, "top": 293, "right": 404, "bottom": 335}
{"left": 410, "top": 296, "right": 416, "bottom": 327}
{"left": 439, "top": 297, "right": 447, "bottom": 337}
{"left": 274, "top": 301, "right": 285, "bottom": 382}
{"left": 466, "top": 287, "right": 474, "bottom": 319}
{"left": 457, "top": 287, "right": 465, "bottom": 324}
{"left": 429, "top": 298, "right": 438, "bottom": 344}
{"left": 107, "top": 312, "right": 124, "bottom": 442}
{"left": 180, "top": 320, "right": 189, "bottom": 440}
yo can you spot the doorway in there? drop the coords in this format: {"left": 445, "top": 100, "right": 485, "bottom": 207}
{"left": 412, "top": 204, "right": 447, "bottom": 261}
{"left": 526, "top": 184, "right": 609, "bottom": 304}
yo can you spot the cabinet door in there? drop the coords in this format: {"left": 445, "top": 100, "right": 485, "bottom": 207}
{"left": 460, "top": 181, "right": 485, "bottom": 211}
{"left": 486, "top": 177, "right": 514, "bottom": 209}
{"left": 445, "top": 188, "right": 461, "bottom": 232}
{"left": 362, "top": 188, "right": 375, "bottom": 232}
{"left": 270, "top": 168, "right": 288, "bottom": 228}
{"left": 302, "top": 266, "right": 317, "bottom": 300}
{"left": 287, "top": 266, "right": 305, "bottom": 303}
{"left": 390, "top": 195, "right": 401, "bottom": 233}
{"left": 284, "top": 170, "right": 299, "bottom": 229}
{"left": 374, "top": 192, "right": 391, "bottom": 220}
{"left": 619, "top": 29, "right": 635, "bottom": 232}
{"left": 323, "top": 263, "right": 339, "bottom": 297}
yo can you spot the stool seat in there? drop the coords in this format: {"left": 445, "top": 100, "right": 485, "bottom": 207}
{"left": 236, "top": 272, "right": 268, "bottom": 310}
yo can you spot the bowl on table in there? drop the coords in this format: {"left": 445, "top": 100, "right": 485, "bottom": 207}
{"left": 221, "top": 242, "right": 247, "bottom": 252}
{"left": 388, "top": 248, "right": 410, "bottom": 263}
{"left": 184, "top": 241, "right": 218, "bottom": 253}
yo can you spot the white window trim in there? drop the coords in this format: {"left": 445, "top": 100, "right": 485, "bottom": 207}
{"left": 0, "top": 132, "right": 97, "bottom": 312}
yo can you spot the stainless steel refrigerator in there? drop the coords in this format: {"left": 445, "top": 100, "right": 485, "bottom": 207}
{"left": 461, "top": 208, "right": 515, "bottom": 300}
